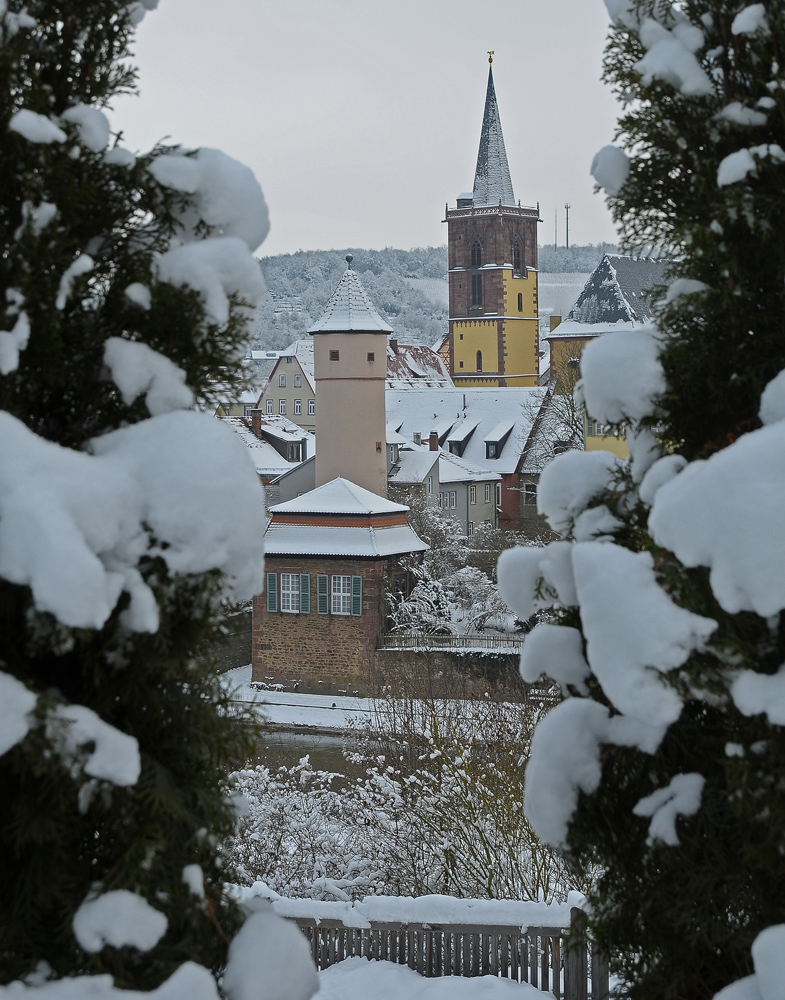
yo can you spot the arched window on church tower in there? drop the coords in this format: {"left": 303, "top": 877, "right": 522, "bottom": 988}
{"left": 512, "top": 240, "right": 521, "bottom": 271}
{"left": 471, "top": 241, "right": 482, "bottom": 268}
{"left": 476, "top": 350, "right": 483, "bottom": 372}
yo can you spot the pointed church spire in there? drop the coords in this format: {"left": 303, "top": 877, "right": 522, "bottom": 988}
{"left": 472, "top": 61, "right": 515, "bottom": 208}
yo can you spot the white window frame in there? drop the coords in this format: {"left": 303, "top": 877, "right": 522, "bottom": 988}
{"left": 294, "top": 399, "right": 302, "bottom": 414}
{"left": 496, "top": 482, "right": 502, "bottom": 506}
{"left": 484, "top": 483, "right": 491, "bottom": 503}
{"left": 308, "top": 399, "right": 315, "bottom": 415}
{"left": 469, "top": 485, "right": 476, "bottom": 505}
{"left": 279, "top": 373, "right": 286, "bottom": 387}
{"left": 294, "top": 374, "right": 302, "bottom": 388}
{"left": 468, "top": 521, "right": 474, "bottom": 536}
{"left": 279, "top": 399, "right": 286, "bottom": 415}
{"left": 266, "top": 398, "right": 274, "bottom": 414}
{"left": 280, "top": 573, "right": 300, "bottom": 613}
{"left": 427, "top": 475, "right": 433, "bottom": 496}
{"left": 331, "top": 575, "right": 352, "bottom": 615}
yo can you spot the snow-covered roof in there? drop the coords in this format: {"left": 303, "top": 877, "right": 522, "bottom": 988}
{"left": 484, "top": 419, "right": 516, "bottom": 443}
{"left": 222, "top": 418, "right": 303, "bottom": 477}
{"left": 261, "top": 414, "right": 310, "bottom": 443}
{"left": 269, "top": 477, "right": 408, "bottom": 516}
{"left": 387, "top": 342, "right": 454, "bottom": 389}
{"left": 438, "top": 451, "right": 500, "bottom": 484}
{"left": 307, "top": 268, "right": 393, "bottom": 334}
{"left": 385, "top": 387, "right": 548, "bottom": 476}
{"left": 264, "top": 522, "right": 428, "bottom": 558}
{"left": 388, "top": 447, "right": 439, "bottom": 485}
{"left": 472, "top": 65, "right": 516, "bottom": 209}
{"left": 386, "top": 424, "right": 408, "bottom": 445}
{"left": 446, "top": 419, "right": 479, "bottom": 446}
{"left": 278, "top": 339, "right": 315, "bottom": 392}
{"left": 545, "top": 255, "right": 669, "bottom": 340}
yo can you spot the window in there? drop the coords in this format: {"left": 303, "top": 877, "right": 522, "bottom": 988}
{"left": 459, "top": 361, "right": 464, "bottom": 368}
{"left": 287, "top": 443, "right": 301, "bottom": 462}
{"left": 470, "top": 485, "right": 476, "bottom": 504}
{"left": 523, "top": 482, "right": 538, "bottom": 505}
{"left": 471, "top": 241, "right": 482, "bottom": 267}
{"left": 468, "top": 521, "right": 474, "bottom": 536}
{"left": 517, "top": 292, "right": 523, "bottom": 312}
{"left": 279, "top": 399, "right": 286, "bottom": 415}
{"left": 244, "top": 406, "right": 253, "bottom": 417}
{"left": 484, "top": 483, "right": 491, "bottom": 503}
{"left": 294, "top": 374, "right": 302, "bottom": 387}
{"left": 286, "top": 356, "right": 293, "bottom": 364}
{"left": 367, "top": 352, "right": 375, "bottom": 363}
{"left": 476, "top": 350, "right": 483, "bottom": 372}
{"left": 496, "top": 482, "right": 502, "bottom": 506}
{"left": 471, "top": 274, "right": 482, "bottom": 309}
{"left": 427, "top": 474, "right": 433, "bottom": 495}
{"left": 266, "top": 398, "right": 273, "bottom": 414}
{"left": 512, "top": 240, "right": 521, "bottom": 271}
{"left": 439, "top": 490, "right": 457, "bottom": 509}
{"left": 280, "top": 573, "right": 300, "bottom": 613}
{"left": 308, "top": 399, "right": 315, "bottom": 415}
{"left": 330, "top": 349, "right": 340, "bottom": 361}
{"left": 279, "top": 373, "right": 286, "bottom": 387}
{"left": 328, "top": 575, "right": 362, "bottom": 616}
{"left": 294, "top": 399, "right": 302, "bottom": 414}
{"left": 267, "top": 572, "right": 310, "bottom": 614}
{"left": 486, "top": 441, "right": 497, "bottom": 459}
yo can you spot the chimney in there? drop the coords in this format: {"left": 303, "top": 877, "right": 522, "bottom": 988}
{"left": 550, "top": 315, "right": 562, "bottom": 332}
{"left": 429, "top": 430, "right": 438, "bottom": 451}
{"left": 250, "top": 408, "right": 262, "bottom": 439}
{"left": 389, "top": 337, "right": 398, "bottom": 354}
{"left": 413, "top": 431, "right": 421, "bottom": 446}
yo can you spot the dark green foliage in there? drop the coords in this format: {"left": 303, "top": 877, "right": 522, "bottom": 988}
{"left": 557, "top": 4, "right": 785, "bottom": 999}
{"left": 0, "top": 1, "right": 259, "bottom": 988}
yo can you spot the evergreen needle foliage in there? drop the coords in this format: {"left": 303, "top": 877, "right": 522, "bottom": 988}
{"left": 550, "top": 3, "right": 785, "bottom": 999}
{"left": 0, "top": 2, "right": 259, "bottom": 989}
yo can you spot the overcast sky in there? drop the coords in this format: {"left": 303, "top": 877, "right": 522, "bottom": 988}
{"left": 112, "top": 0, "right": 622, "bottom": 258}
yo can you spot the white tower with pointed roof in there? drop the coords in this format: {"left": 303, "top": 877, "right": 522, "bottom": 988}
{"left": 307, "top": 259, "right": 393, "bottom": 497}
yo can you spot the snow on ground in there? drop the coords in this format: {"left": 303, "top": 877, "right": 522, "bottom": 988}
{"left": 222, "top": 665, "right": 374, "bottom": 731}
{"left": 317, "top": 958, "right": 545, "bottom": 1000}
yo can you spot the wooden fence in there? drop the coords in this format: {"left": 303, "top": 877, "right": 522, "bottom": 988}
{"left": 289, "top": 907, "right": 608, "bottom": 1000}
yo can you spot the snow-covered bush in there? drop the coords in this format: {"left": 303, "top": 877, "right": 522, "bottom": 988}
{"left": 498, "top": 3, "right": 785, "bottom": 999}
{"left": 230, "top": 672, "right": 583, "bottom": 904}
{"left": 0, "top": 3, "right": 315, "bottom": 998}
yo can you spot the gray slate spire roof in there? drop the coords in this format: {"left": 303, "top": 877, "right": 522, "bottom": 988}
{"left": 472, "top": 66, "right": 515, "bottom": 208}
{"left": 307, "top": 268, "right": 393, "bottom": 334}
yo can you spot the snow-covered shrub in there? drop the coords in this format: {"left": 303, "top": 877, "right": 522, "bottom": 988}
{"left": 500, "top": 4, "right": 785, "bottom": 1000}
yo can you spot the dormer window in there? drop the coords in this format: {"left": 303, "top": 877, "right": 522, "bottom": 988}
{"left": 471, "top": 241, "right": 482, "bottom": 268}
{"left": 486, "top": 441, "right": 497, "bottom": 459}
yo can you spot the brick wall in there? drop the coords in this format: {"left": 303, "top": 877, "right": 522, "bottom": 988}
{"left": 253, "top": 556, "right": 388, "bottom": 688}
{"left": 200, "top": 608, "right": 253, "bottom": 673}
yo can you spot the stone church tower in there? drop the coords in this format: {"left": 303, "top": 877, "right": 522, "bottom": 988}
{"left": 308, "top": 260, "right": 392, "bottom": 497}
{"left": 443, "top": 57, "right": 541, "bottom": 387}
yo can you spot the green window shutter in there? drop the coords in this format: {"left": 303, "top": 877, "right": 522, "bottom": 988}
{"left": 300, "top": 574, "right": 311, "bottom": 614}
{"left": 351, "top": 575, "right": 363, "bottom": 616}
{"left": 317, "top": 574, "right": 329, "bottom": 615}
{"left": 266, "top": 572, "right": 277, "bottom": 613}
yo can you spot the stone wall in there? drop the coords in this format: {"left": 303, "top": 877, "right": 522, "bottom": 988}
{"left": 204, "top": 607, "right": 253, "bottom": 674}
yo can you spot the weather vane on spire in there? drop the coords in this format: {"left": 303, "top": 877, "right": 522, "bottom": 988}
{"left": 488, "top": 50, "right": 494, "bottom": 65}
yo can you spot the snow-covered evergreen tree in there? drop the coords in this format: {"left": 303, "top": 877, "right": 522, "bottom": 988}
{"left": 0, "top": 3, "right": 316, "bottom": 997}
{"left": 499, "top": 3, "right": 785, "bottom": 999}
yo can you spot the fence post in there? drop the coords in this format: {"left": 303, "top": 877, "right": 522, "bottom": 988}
{"left": 591, "top": 943, "right": 610, "bottom": 1000}
{"left": 564, "top": 908, "right": 588, "bottom": 1000}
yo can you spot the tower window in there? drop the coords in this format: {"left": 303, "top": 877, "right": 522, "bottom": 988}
{"left": 518, "top": 292, "right": 523, "bottom": 312}
{"left": 471, "top": 274, "right": 482, "bottom": 308}
{"left": 367, "top": 352, "right": 375, "bottom": 362}
{"left": 329, "top": 350, "right": 339, "bottom": 361}
{"left": 471, "top": 241, "right": 482, "bottom": 268}
{"left": 512, "top": 240, "right": 521, "bottom": 271}
{"left": 476, "top": 350, "right": 483, "bottom": 372}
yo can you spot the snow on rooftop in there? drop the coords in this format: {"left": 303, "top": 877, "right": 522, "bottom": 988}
{"left": 278, "top": 339, "right": 315, "bottom": 391}
{"left": 307, "top": 269, "right": 393, "bottom": 334}
{"left": 386, "top": 387, "right": 546, "bottom": 476}
{"left": 484, "top": 419, "right": 516, "bottom": 443}
{"left": 223, "top": 417, "right": 307, "bottom": 476}
{"left": 438, "top": 450, "right": 500, "bottom": 484}
{"left": 264, "top": 522, "right": 428, "bottom": 558}
{"left": 270, "top": 476, "right": 408, "bottom": 516}
{"left": 447, "top": 419, "right": 479, "bottom": 445}
{"left": 557, "top": 255, "right": 669, "bottom": 331}
{"left": 388, "top": 447, "right": 439, "bottom": 485}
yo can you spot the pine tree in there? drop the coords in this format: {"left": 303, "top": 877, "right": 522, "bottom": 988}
{"left": 498, "top": 3, "right": 785, "bottom": 999}
{"left": 0, "top": 1, "right": 273, "bottom": 990}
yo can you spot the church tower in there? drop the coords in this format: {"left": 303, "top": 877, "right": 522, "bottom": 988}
{"left": 308, "top": 258, "right": 392, "bottom": 497}
{"left": 443, "top": 56, "right": 541, "bottom": 387}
